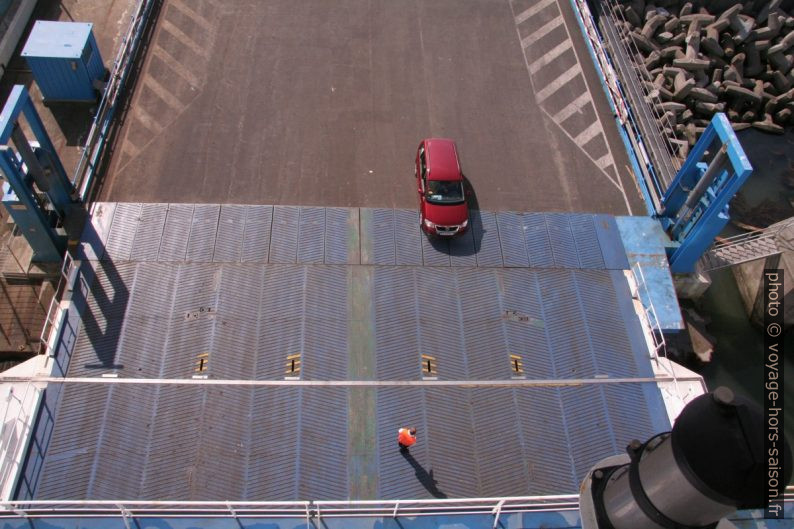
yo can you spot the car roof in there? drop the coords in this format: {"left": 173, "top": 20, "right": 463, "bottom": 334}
{"left": 424, "top": 138, "right": 461, "bottom": 181}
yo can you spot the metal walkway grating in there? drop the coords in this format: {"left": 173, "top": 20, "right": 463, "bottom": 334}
{"left": 22, "top": 203, "right": 670, "bottom": 502}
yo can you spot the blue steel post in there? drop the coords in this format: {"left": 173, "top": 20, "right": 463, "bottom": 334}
{"left": 0, "top": 85, "right": 72, "bottom": 262}
{"left": 21, "top": 92, "right": 71, "bottom": 193}
{"left": 661, "top": 113, "right": 753, "bottom": 273}
{"left": 658, "top": 125, "right": 718, "bottom": 225}
{"left": 0, "top": 85, "right": 32, "bottom": 143}
{"left": 0, "top": 149, "right": 63, "bottom": 261}
{"left": 0, "top": 85, "right": 74, "bottom": 213}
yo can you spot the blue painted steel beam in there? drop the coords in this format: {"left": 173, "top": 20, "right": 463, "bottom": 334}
{"left": 0, "top": 85, "right": 71, "bottom": 201}
{"left": 659, "top": 113, "right": 752, "bottom": 273}
{"left": 0, "top": 85, "right": 27, "bottom": 144}
{"left": 0, "top": 150, "right": 63, "bottom": 261}
{"left": 0, "top": 85, "right": 73, "bottom": 261}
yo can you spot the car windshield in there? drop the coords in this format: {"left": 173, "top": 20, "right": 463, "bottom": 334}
{"left": 426, "top": 180, "right": 464, "bottom": 204}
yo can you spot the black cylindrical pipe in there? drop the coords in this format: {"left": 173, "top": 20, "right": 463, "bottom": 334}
{"left": 598, "top": 387, "right": 791, "bottom": 529}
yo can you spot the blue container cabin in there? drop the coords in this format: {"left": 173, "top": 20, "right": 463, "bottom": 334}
{"left": 21, "top": 21, "right": 106, "bottom": 103}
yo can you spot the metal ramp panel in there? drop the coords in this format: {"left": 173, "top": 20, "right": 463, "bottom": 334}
{"left": 700, "top": 220, "right": 794, "bottom": 271}
{"left": 157, "top": 204, "right": 193, "bottom": 261}
{"left": 80, "top": 204, "right": 627, "bottom": 271}
{"left": 25, "top": 203, "right": 669, "bottom": 502}
{"left": 186, "top": 205, "right": 220, "bottom": 262}
{"left": 28, "top": 383, "right": 657, "bottom": 500}
{"left": 241, "top": 205, "right": 274, "bottom": 263}
{"left": 214, "top": 205, "right": 246, "bottom": 263}
{"left": 130, "top": 203, "right": 168, "bottom": 261}
{"left": 103, "top": 203, "right": 141, "bottom": 262}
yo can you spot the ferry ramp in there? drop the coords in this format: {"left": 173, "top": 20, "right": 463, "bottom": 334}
{"left": 16, "top": 204, "right": 670, "bottom": 501}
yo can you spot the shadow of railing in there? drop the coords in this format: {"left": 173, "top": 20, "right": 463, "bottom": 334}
{"left": 16, "top": 211, "right": 130, "bottom": 498}
{"left": 67, "top": 219, "right": 129, "bottom": 372}
{"left": 11, "top": 387, "right": 55, "bottom": 500}
{"left": 40, "top": 206, "right": 130, "bottom": 374}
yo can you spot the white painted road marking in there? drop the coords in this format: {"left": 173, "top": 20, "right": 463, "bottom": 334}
{"left": 528, "top": 39, "right": 573, "bottom": 74}
{"left": 521, "top": 15, "right": 564, "bottom": 49}
{"left": 595, "top": 153, "right": 615, "bottom": 170}
{"left": 573, "top": 120, "right": 602, "bottom": 146}
{"left": 552, "top": 92, "right": 591, "bottom": 123}
{"left": 159, "top": 19, "right": 209, "bottom": 59}
{"left": 115, "top": 0, "right": 220, "bottom": 179}
{"left": 535, "top": 63, "right": 581, "bottom": 103}
{"left": 151, "top": 46, "right": 200, "bottom": 88}
{"left": 514, "top": 0, "right": 557, "bottom": 25}
{"left": 509, "top": 0, "right": 633, "bottom": 214}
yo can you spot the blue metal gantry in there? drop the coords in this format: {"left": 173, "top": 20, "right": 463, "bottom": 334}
{"left": 658, "top": 113, "right": 753, "bottom": 273}
{"left": 0, "top": 85, "right": 75, "bottom": 262}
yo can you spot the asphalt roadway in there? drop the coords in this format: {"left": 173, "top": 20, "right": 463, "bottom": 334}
{"left": 96, "top": 0, "right": 645, "bottom": 215}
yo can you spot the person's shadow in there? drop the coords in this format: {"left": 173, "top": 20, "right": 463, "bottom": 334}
{"left": 400, "top": 448, "right": 447, "bottom": 498}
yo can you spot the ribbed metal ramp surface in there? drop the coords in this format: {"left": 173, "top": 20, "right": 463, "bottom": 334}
{"left": 700, "top": 218, "right": 794, "bottom": 271}
{"left": 701, "top": 236, "right": 780, "bottom": 271}
{"left": 74, "top": 203, "right": 630, "bottom": 269}
{"left": 25, "top": 204, "right": 668, "bottom": 501}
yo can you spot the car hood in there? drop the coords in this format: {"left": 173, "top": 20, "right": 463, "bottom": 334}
{"left": 424, "top": 201, "right": 468, "bottom": 225}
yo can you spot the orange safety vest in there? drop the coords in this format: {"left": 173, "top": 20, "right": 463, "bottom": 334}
{"left": 398, "top": 428, "right": 416, "bottom": 447}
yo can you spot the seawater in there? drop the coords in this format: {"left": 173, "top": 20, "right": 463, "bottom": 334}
{"left": 695, "top": 268, "right": 794, "bottom": 474}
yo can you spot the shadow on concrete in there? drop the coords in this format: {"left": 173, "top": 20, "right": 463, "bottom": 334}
{"left": 45, "top": 102, "right": 96, "bottom": 147}
{"left": 400, "top": 448, "right": 447, "bottom": 499}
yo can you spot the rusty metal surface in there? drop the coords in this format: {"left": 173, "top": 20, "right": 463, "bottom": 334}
{"left": 0, "top": 277, "right": 50, "bottom": 355}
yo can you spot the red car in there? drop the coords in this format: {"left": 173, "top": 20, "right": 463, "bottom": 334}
{"left": 415, "top": 138, "right": 468, "bottom": 236}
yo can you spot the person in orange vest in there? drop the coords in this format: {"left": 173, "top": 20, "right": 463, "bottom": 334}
{"left": 398, "top": 427, "right": 417, "bottom": 451}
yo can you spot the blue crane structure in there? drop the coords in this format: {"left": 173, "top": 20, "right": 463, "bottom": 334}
{"left": 657, "top": 113, "right": 753, "bottom": 273}
{"left": 0, "top": 85, "right": 76, "bottom": 262}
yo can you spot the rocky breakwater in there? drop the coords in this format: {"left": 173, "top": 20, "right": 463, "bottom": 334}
{"left": 613, "top": 0, "right": 794, "bottom": 156}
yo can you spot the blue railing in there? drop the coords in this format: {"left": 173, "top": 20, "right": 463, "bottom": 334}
{"left": 0, "top": 495, "right": 790, "bottom": 529}
{"left": 72, "top": 0, "right": 157, "bottom": 200}
{"left": 568, "top": 0, "right": 680, "bottom": 215}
